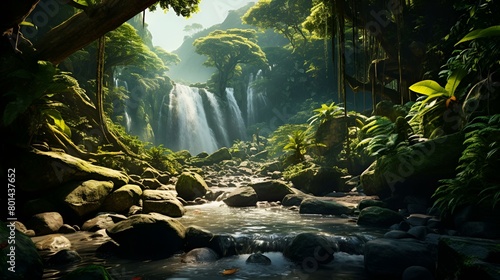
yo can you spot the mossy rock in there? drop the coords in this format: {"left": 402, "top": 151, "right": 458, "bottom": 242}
{"left": 175, "top": 172, "right": 209, "bottom": 201}
{"left": 357, "top": 206, "right": 403, "bottom": 228}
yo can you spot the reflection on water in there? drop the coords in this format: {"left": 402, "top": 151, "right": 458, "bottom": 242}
{"left": 39, "top": 202, "right": 384, "bottom": 279}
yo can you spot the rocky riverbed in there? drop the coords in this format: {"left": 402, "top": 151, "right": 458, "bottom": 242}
{"left": 2, "top": 147, "right": 499, "bottom": 279}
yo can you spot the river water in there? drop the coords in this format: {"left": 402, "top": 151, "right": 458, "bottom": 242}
{"left": 38, "top": 201, "right": 384, "bottom": 280}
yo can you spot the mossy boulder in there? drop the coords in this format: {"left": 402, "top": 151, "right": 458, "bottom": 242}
{"left": 100, "top": 184, "right": 142, "bottom": 213}
{"left": 283, "top": 233, "right": 336, "bottom": 266}
{"left": 190, "top": 147, "right": 232, "bottom": 167}
{"left": 299, "top": 198, "right": 354, "bottom": 216}
{"left": 15, "top": 150, "right": 128, "bottom": 193}
{"left": 357, "top": 206, "right": 404, "bottom": 228}
{"left": 106, "top": 213, "right": 186, "bottom": 258}
{"left": 249, "top": 180, "right": 294, "bottom": 202}
{"left": 223, "top": 187, "right": 258, "bottom": 207}
{"left": 175, "top": 172, "right": 210, "bottom": 201}
{"left": 284, "top": 164, "right": 349, "bottom": 195}
{"left": 56, "top": 180, "right": 114, "bottom": 217}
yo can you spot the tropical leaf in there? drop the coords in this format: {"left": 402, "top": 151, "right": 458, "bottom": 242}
{"left": 455, "top": 25, "right": 500, "bottom": 46}
{"left": 444, "top": 68, "right": 467, "bottom": 97}
{"left": 44, "top": 109, "right": 72, "bottom": 137}
{"left": 409, "top": 80, "right": 447, "bottom": 96}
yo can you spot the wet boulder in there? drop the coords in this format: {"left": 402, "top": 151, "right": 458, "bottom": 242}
{"left": 249, "top": 180, "right": 294, "bottom": 202}
{"left": 25, "top": 212, "right": 63, "bottom": 236}
{"left": 106, "top": 213, "right": 186, "bottom": 258}
{"left": 100, "top": 184, "right": 142, "bottom": 213}
{"left": 34, "top": 234, "right": 72, "bottom": 252}
{"left": 81, "top": 213, "right": 127, "bottom": 232}
{"left": 141, "top": 189, "right": 185, "bottom": 217}
{"left": 299, "top": 198, "right": 354, "bottom": 216}
{"left": 46, "top": 249, "right": 82, "bottom": 266}
{"left": 56, "top": 180, "right": 114, "bottom": 217}
{"left": 184, "top": 226, "right": 214, "bottom": 251}
{"left": 246, "top": 252, "right": 272, "bottom": 265}
{"left": 0, "top": 221, "right": 44, "bottom": 280}
{"left": 283, "top": 233, "right": 336, "bottom": 268}
{"left": 284, "top": 164, "right": 350, "bottom": 195}
{"left": 175, "top": 172, "right": 210, "bottom": 201}
{"left": 357, "top": 206, "right": 404, "bottom": 228}
{"left": 364, "top": 238, "right": 435, "bottom": 278}
{"left": 181, "top": 248, "right": 219, "bottom": 263}
{"left": 223, "top": 187, "right": 258, "bottom": 207}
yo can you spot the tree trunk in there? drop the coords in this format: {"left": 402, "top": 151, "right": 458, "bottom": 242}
{"left": 34, "top": 0, "right": 158, "bottom": 64}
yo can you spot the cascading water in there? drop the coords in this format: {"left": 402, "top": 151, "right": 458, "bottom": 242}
{"left": 113, "top": 75, "right": 132, "bottom": 132}
{"left": 226, "top": 88, "right": 247, "bottom": 140}
{"left": 246, "top": 69, "right": 268, "bottom": 126}
{"left": 204, "top": 90, "right": 231, "bottom": 147}
{"left": 166, "top": 84, "right": 219, "bottom": 155}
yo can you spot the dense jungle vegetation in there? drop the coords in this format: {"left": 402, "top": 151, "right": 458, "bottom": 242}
{"left": 1, "top": 0, "right": 499, "bottom": 224}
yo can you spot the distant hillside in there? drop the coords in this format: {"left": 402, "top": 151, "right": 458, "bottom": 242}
{"left": 167, "top": 2, "right": 287, "bottom": 84}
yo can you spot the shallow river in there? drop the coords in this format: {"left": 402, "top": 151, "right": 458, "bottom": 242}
{"left": 38, "top": 201, "right": 385, "bottom": 280}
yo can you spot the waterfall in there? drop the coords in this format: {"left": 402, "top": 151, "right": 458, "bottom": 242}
{"left": 226, "top": 88, "right": 247, "bottom": 140}
{"left": 246, "top": 69, "right": 268, "bottom": 126}
{"left": 166, "top": 84, "right": 219, "bottom": 155}
{"left": 124, "top": 110, "right": 132, "bottom": 133}
{"left": 204, "top": 90, "right": 231, "bottom": 147}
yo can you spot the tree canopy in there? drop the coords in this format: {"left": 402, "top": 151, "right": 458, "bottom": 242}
{"left": 193, "top": 28, "right": 268, "bottom": 95}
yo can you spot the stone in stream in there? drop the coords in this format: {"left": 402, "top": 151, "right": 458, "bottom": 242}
{"left": 184, "top": 226, "right": 214, "bottom": 251}
{"left": 0, "top": 221, "right": 44, "bottom": 280}
{"left": 106, "top": 213, "right": 186, "bottom": 258}
{"left": 222, "top": 187, "right": 258, "bottom": 207}
{"left": 25, "top": 212, "right": 63, "bottom": 236}
{"left": 246, "top": 252, "right": 272, "bottom": 265}
{"left": 34, "top": 234, "right": 72, "bottom": 251}
{"left": 141, "top": 189, "right": 186, "bottom": 217}
{"left": 81, "top": 213, "right": 127, "bottom": 232}
{"left": 46, "top": 249, "right": 82, "bottom": 266}
{"left": 299, "top": 198, "right": 354, "bottom": 216}
{"left": 181, "top": 248, "right": 219, "bottom": 263}
{"left": 364, "top": 238, "right": 435, "bottom": 278}
{"left": 283, "top": 233, "right": 336, "bottom": 269}
{"left": 175, "top": 172, "right": 210, "bottom": 201}
{"left": 249, "top": 180, "right": 294, "bottom": 202}
{"left": 357, "top": 206, "right": 404, "bottom": 228}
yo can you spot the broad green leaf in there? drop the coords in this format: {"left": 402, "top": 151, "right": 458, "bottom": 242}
{"left": 455, "top": 25, "right": 500, "bottom": 46}
{"left": 445, "top": 68, "right": 467, "bottom": 97}
{"left": 409, "top": 80, "right": 447, "bottom": 96}
{"left": 44, "top": 109, "right": 72, "bottom": 137}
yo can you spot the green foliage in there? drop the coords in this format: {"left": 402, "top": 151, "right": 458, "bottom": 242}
{"left": 267, "top": 124, "right": 309, "bottom": 157}
{"left": 455, "top": 25, "right": 500, "bottom": 46}
{"left": 194, "top": 28, "right": 268, "bottom": 94}
{"left": 307, "top": 102, "right": 345, "bottom": 126}
{"left": 150, "top": 0, "right": 200, "bottom": 17}
{"left": 433, "top": 114, "right": 500, "bottom": 216}
{"left": 283, "top": 128, "right": 325, "bottom": 163}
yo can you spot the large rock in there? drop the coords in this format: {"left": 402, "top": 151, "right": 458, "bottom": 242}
{"left": 283, "top": 233, "right": 336, "bottom": 268}
{"left": 0, "top": 221, "right": 44, "bottom": 280}
{"left": 184, "top": 226, "right": 214, "bottom": 251}
{"left": 142, "top": 199, "right": 185, "bottom": 218}
{"left": 299, "top": 198, "right": 354, "bottom": 216}
{"left": 181, "top": 248, "right": 219, "bottom": 263}
{"left": 81, "top": 213, "right": 127, "bottom": 232}
{"left": 282, "top": 193, "right": 308, "bottom": 206}
{"left": 249, "top": 180, "right": 294, "bottom": 202}
{"left": 25, "top": 212, "right": 63, "bottom": 236}
{"left": 360, "top": 132, "right": 464, "bottom": 198}
{"left": 57, "top": 180, "right": 114, "bottom": 217}
{"left": 100, "top": 184, "right": 142, "bottom": 213}
{"left": 284, "top": 164, "right": 349, "bottom": 195}
{"left": 364, "top": 238, "right": 435, "bottom": 278}
{"left": 106, "top": 213, "right": 186, "bottom": 258}
{"left": 437, "top": 236, "right": 500, "bottom": 279}
{"left": 190, "top": 147, "right": 232, "bottom": 166}
{"left": 175, "top": 172, "right": 210, "bottom": 201}
{"left": 15, "top": 150, "right": 128, "bottom": 193}
{"left": 357, "top": 206, "right": 404, "bottom": 228}
{"left": 223, "top": 187, "right": 258, "bottom": 207}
